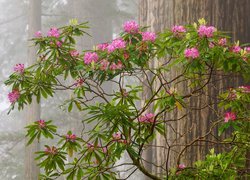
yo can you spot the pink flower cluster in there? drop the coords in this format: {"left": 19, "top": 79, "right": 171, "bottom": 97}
{"left": 124, "top": 52, "right": 129, "bottom": 60}
{"left": 112, "top": 132, "right": 121, "bottom": 140}
{"left": 141, "top": 31, "right": 156, "bottom": 42}
{"left": 123, "top": 20, "right": 139, "bottom": 34}
{"left": 245, "top": 47, "right": 250, "bottom": 53}
{"left": 178, "top": 164, "right": 186, "bottom": 169}
{"left": 209, "top": 42, "right": 215, "bottom": 48}
{"left": 171, "top": 25, "right": 186, "bottom": 35}
{"left": 100, "top": 59, "right": 109, "bottom": 70}
{"left": 56, "top": 40, "right": 62, "bottom": 47}
{"left": 87, "top": 143, "right": 95, "bottom": 150}
{"left": 102, "top": 147, "right": 107, "bottom": 153}
{"left": 47, "top": 27, "right": 60, "bottom": 38}
{"left": 184, "top": 48, "right": 200, "bottom": 59}
{"left": 224, "top": 112, "right": 236, "bottom": 122}
{"left": 112, "top": 133, "right": 127, "bottom": 144}
{"left": 8, "top": 90, "right": 20, "bottom": 103}
{"left": 37, "top": 119, "right": 46, "bottom": 128}
{"left": 239, "top": 85, "right": 250, "bottom": 93}
{"left": 70, "top": 50, "right": 79, "bottom": 57}
{"left": 35, "top": 31, "right": 42, "bottom": 38}
{"left": 110, "top": 61, "right": 123, "bottom": 70}
{"left": 218, "top": 38, "right": 227, "bottom": 46}
{"left": 84, "top": 52, "right": 99, "bottom": 64}
{"left": 66, "top": 134, "right": 76, "bottom": 142}
{"left": 231, "top": 45, "right": 241, "bottom": 53}
{"left": 198, "top": 25, "right": 216, "bottom": 38}
{"left": 14, "top": 64, "right": 25, "bottom": 74}
{"left": 97, "top": 43, "right": 109, "bottom": 51}
{"left": 86, "top": 143, "right": 108, "bottom": 153}
{"left": 107, "top": 38, "right": 126, "bottom": 53}
{"left": 138, "top": 113, "right": 155, "bottom": 123}
{"left": 74, "top": 78, "right": 84, "bottom": 87}
{"left": 45, "top": 146, "right": 58, "bottom": 155}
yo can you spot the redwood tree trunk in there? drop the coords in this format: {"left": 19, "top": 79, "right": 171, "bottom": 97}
{"left": 139, "top": 0, "right": 250, "bottom": 177}
{"left": 25, "top": 0, "right": 41, "bottom": 179}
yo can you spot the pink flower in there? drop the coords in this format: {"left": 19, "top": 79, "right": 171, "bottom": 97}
{"left": 100, "top": 59, "right": 109, "bottom": 70}
{"left": 74, "top": 78, "right": 84, "bottom": 87}
{"left": 70, "top": 50, "right": 79, "bottom": 57}
{"left": 109, "top": 61, "right": 124, "bottom": 70}
{"left": 218, "top": 38, "right": 227, "bottom": 46}
{"left": 14, "top": 63, "right": 25, "bottom": 74}
{"left": 87, "top": 143, "right": 94, "bottom": 150}
{"left": 198, "top": 25, "right": 216, "bottom": 38}
{"left": 224, "top": 112, "right": 236, "bottom": 122}
{"left": 145, "top": 113, "right": 155, "bottom": 123}
{"left": 124, "top": 52, "right": 130, "bottom": 60}
{"left": 138, "top": 116, "right": 146, "bottom": 123}
{"left": 112, "top": 132, "right": 121, "bottom": 140}
{"left": 171, "top": 25, "right": 186, "bottom": 35}
{"left": 35, "top": 31, "right": 42, "bottom": 38}
{"left": 84, "top": 52, "right": 99, "bottom": 64}
{"left": 209, "top": 42, "right": 215, "bottom": 48}
{"left": 139, "top": 113, "right": 155, "bottom": 123}
{"left": 184, "top": 48, "right": 199, "bottom": 59}
{"left": 116, "top": 60, "right": 123, "bottom": 69}
{"left": 178, "top": 164, "right": 186, "bottom": 169}
{"left": 37, "top": 119, "right": 46, "bottom": 128}
{"left": 47, "top": 27, "right": 60, "bottom": 38}
{"left": 123, "top": 20, "right": 139, "bottom": 34}
{"left": 239, "top": 86, "right": 250, "bottom": 93}
{"left": 97, "top": 43, "right": 109, "bottom": 51}
{"left": 141, "top": 31, "right": 156, "bottom": 42}
{"left": 107, "top": 38, "right": 126, "bottom": 53}
{"left": 8, "top": 90, "right": 20, "bottom": 103}
{"left": 102, "top": 147, "right": 107, "bottom": 153}
{"left": 112, "top": 38, "right": 126, "bottom": 49}
{"left": 66, "top": 134, "right": 76, "bottom": 142}
{"left": 110, "top": 63, "right": 117, "bottom": 70}
{"left": 244, "top": 47, "right": 250, "bottom": 53}
{"left": 231, "top": 45, "right": 241, "bottom": 53}
{"left": 45, "top": 146, "right": 57, "bottom": 155}
{"left": 107, "top": 45, "right": 116, "bottom": 53}
{"left": 56, "top": 41, "right": 62, "bottom": 47}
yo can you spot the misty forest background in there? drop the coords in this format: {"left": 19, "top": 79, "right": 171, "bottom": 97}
{"left": 0, "top": 0, "right": 138, "bottom": 179}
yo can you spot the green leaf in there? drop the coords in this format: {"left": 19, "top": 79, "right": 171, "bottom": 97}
{"left": 127, "top": 146, "right": 139, "bottom": 158}
{"left": 27, "top": 132, "right": 39, "bottom": 145}
{"left": 77, "top": 168, "right": 83, "bottom": 180}
{"left": 68, "top": 102, "right": 73, "bottom": 112}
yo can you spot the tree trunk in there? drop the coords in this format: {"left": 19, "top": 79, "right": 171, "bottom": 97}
{"left": 69, "top": 0, "right": 113, "bottom": 134}
{"left": 139, "top": 0, "right": 250, "bottom": 177}
{"left": 25, "top": 0, "right": 41, "bottom": 179}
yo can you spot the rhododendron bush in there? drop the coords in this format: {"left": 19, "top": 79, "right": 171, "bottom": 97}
{"left": 5, "top": 19, "right": 250, "bottom": 179}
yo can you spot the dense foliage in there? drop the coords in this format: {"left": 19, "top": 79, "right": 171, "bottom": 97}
{"left": 5, "top": 19, "right": 250, "bottom": 179}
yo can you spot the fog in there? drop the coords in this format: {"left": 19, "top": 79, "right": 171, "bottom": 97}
{"left": 0, "top": 0, "right": 139, "bottom": 179}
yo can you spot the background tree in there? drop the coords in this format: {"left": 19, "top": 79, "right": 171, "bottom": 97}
{"left": 139, "top": 0, "right": 250, "bottom": 177}
{"left": 25, "top": 0, "right": 41, "bottom": 179}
